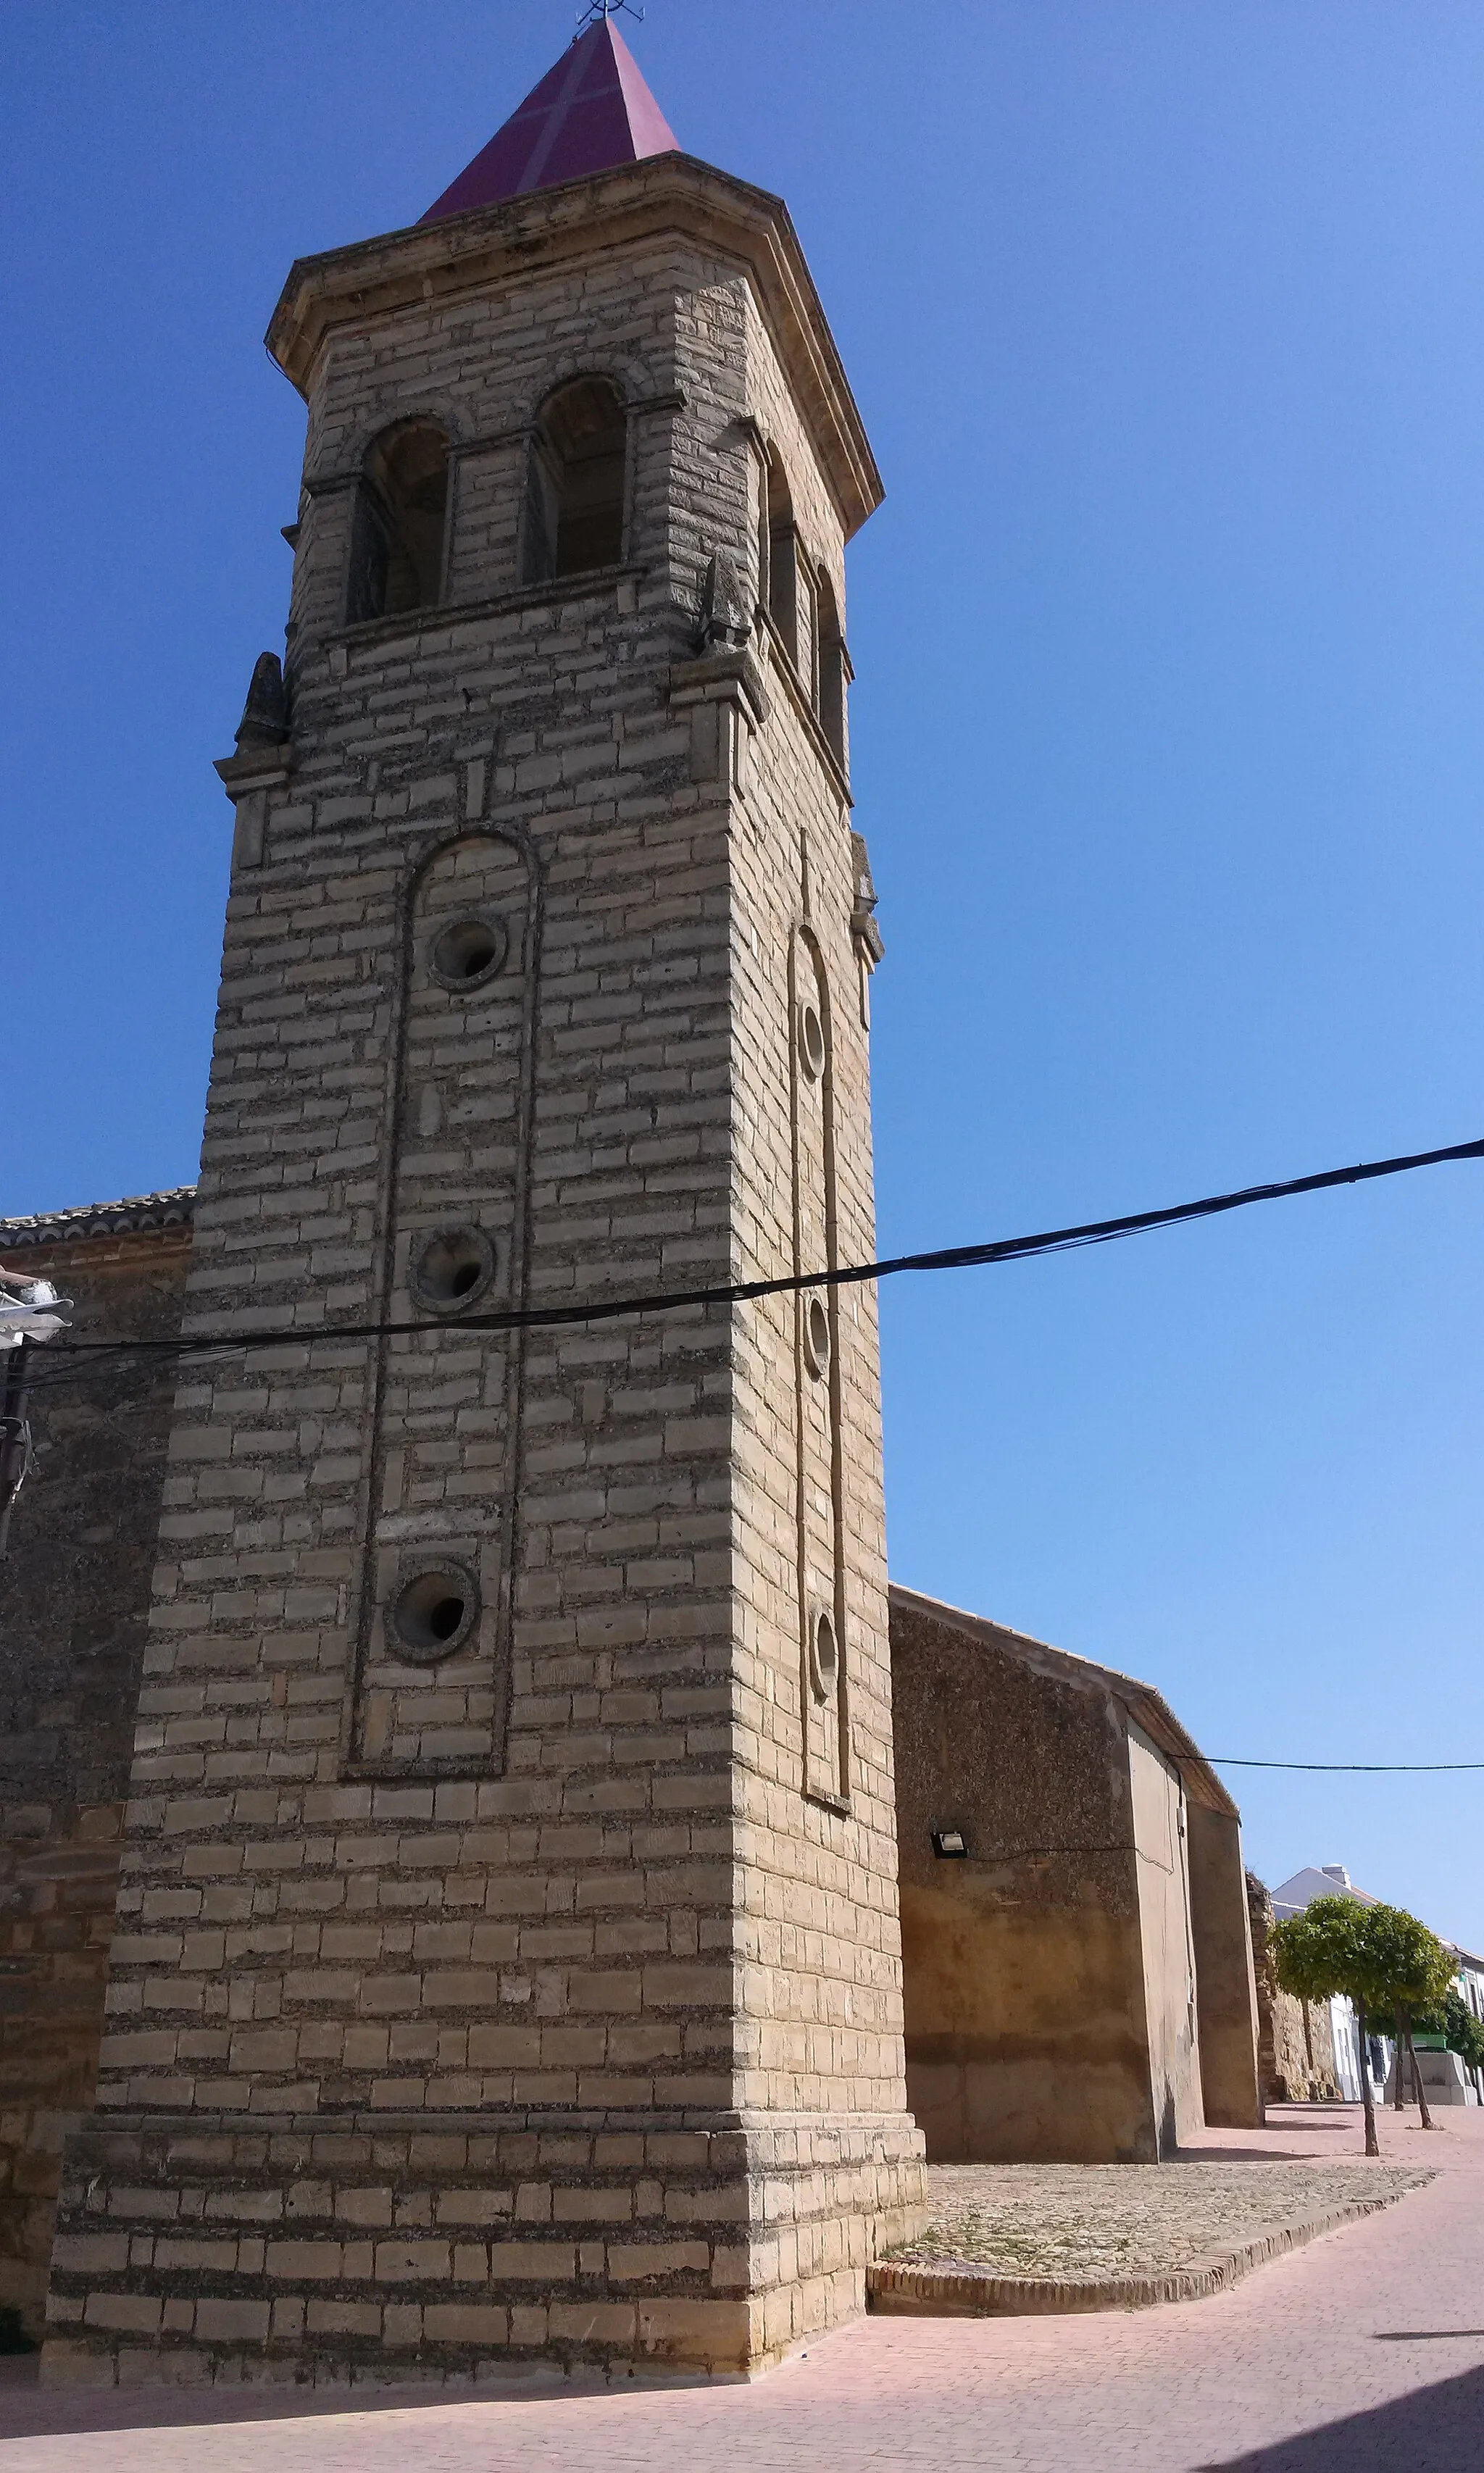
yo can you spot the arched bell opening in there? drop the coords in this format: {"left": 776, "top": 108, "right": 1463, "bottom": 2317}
{"left": 523, "top": 376, "right": 628, "bottom": 583}
{"left": 346, "top": 419, "right": 451, "bottom": 624}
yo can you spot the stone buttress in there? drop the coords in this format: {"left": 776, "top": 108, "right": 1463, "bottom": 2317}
{"left": 43, "top": 139, "right": 924, "bottom": 2387}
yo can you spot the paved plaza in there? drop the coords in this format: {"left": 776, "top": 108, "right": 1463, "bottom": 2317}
{"left": 0, "top": 2106, "right": 1479, "bottom": 2470}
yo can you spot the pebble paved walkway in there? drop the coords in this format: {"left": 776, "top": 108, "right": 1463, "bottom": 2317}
{"left": 896, "top": 2153, "right": 1429, "bottom": 2282}
{"left": 0, "top": 2106, "right": 1480, "bottom": 2472}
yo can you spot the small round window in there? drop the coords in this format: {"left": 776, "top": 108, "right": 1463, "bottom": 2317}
{"left": 412, "top": 1226, "right": 496, "bottom": 1314}
{"left": 391, "top": 1563, "right": 480, "bottom": 1664}
{"left": 428, "top": 914, "right": 509, "bottom": 991}
{"left": 810, "top": 1606, "right": 840, "bottom": 1702}
{"left": 799, "top": 997, "right": 826, "bottom": 1080}
{"left": 803, "top": 1293, "right": 831, "bottom": 1378}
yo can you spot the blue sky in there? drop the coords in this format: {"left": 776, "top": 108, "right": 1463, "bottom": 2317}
{"left": 6, "top": 4, "right": 1483, "bottom": 1946}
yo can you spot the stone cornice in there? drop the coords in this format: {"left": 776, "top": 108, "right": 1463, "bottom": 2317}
{"left": 214, "top": 745, "right": 296, "bottom": 800}
{"left": 266, "top": 153, "right": 883, "bottom": 542}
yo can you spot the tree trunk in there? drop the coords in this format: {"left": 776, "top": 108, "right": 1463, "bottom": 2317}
{"left": 1393, "top": 2006, "right": 1407, "bottom": 2108}
{"left": 1357, "top": 1998, "right": 1380, "bottom": 2156}
{"left": 1405, "top": 2017, "right": 1435, "bottom": 2130}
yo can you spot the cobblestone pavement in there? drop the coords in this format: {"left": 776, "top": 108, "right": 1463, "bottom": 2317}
{"left": 1, "top": 2106, "right": 1481, "bottom": 2472}
{"left": 896, "top": 2154, "right": 1430, "bottom": 2282}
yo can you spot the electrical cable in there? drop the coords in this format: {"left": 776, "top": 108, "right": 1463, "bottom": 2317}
{"left": 34, "top": 1130, "right": 1484, "bottom": 1373}
{"left": 1193, "top": 1758, "right": 1484, "bottom": 1773}
{"left": 9, "top": 1137, "right": 1484, "bottom": 1775}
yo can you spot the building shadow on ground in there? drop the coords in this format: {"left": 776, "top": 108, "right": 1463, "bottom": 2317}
{"left": 1200, "top": 2359, "right": 1484, "bottom": 2468}
{"left": 1175, "top": 2145, "right": 1372, "bottom": 2163}
{"left": 0, "top": 2353, "right": 692, "bottom": 2440}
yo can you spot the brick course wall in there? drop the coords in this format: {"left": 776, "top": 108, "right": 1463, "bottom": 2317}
{"left": 44, "top": 156, "right": 922, "bottom": 2390}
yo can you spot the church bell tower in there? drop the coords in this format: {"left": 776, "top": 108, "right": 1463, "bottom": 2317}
{"left": 46, "top": 19, "right": 924, "bottom": 2384}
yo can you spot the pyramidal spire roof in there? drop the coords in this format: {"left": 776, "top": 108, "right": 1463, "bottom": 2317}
{"left": 420, "top": 18, "right": 680, "bottom": 225}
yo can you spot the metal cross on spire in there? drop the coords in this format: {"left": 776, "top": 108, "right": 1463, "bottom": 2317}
{"left": 577, "top": 0, "right": 645, "bottom": 27}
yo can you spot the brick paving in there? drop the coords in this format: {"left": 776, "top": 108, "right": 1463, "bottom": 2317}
{"left": 1, "top": 2105, "right": 1480, "bottom": 2470}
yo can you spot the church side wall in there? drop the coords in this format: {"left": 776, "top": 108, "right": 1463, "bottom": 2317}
{"left": 1186, "top": 1803, "right": 1262, "bottom": 2127}
{"left": 0, "top": 1223, "right": 190, "bottom": 2338}
{"left": 890, "top": 1598, "right": 1157, "bottom": 2164}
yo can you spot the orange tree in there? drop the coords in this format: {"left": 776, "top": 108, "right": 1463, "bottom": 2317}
{"left": 1362, "top": 1903, "right": 1456, "bottom": 2130}
{"left": 1270, "top": 1896, "right": 1451, "bottom": 2154}
{"left": 1271, "top": 1897, "right": 1380, "bottom": 2154}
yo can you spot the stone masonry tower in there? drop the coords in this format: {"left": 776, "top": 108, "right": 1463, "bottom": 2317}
{"left": 44, "top": 21, "right": 924, "bottom": 2385}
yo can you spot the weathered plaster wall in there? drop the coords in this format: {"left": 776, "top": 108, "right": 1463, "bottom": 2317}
{"left": 0, "top": 1214, "right": 190, "bottom": 2337}
{"left": 890, "top": 1590, "right": 1160, "bottom": 2164}
{"left": 1187, "top": 1806, "right": 1262, "bottom": 2127}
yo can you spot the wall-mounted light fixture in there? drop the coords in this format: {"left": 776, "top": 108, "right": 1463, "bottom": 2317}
{"left": 930, "top": 1828, "right": 967, "bottom": 1859}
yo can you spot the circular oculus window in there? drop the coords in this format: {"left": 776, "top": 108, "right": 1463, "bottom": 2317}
{"left": 391, "top": 1563, "right": 480, "bottom": 1665}
{"left": 799, "top": 997, "right": 826, "bottom": 1081}
{"left": 428, "top": 914, "right": 509, "bottom": 991}
{"left": 809, "top": 1606, "right": 841, "bottom": 1703}
{"left": 412, "top": 1225, "right": 496, "bottom": 1314}
{"left": 803, "top": 1293, "right": 831, "bottom": 1378}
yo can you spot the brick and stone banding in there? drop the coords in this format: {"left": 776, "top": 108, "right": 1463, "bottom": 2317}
{"left": 38, "top": 150, "right": 924, "bottom": 2387}
{"left": 0, "top": 2110, "right": 1478, "bottom": 2462}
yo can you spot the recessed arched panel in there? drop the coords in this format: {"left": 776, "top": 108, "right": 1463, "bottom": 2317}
{"left": 344, "top": 826, "right": 541, "bottom": 1777}
{"left": 790, "top": 922, "right": 849, "bottom": 1805}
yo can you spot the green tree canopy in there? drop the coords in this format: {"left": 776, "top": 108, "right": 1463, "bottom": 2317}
{"left": 1357, "top": 1905, "right": 1456, "bottom": 2017}
{"left": 1269, "top": 1893, "right": 1454, "bottom": 2152}
{"left": 1272, "top": 1896, "right": 1454, "bottom": 2017}
{"left": 1270, "top": 1895, "right": 1368, "bottom": 2006}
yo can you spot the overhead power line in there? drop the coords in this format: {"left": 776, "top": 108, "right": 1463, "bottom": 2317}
{"left": 12, "top": 1138, "right": 1484, "bottom": 1773}
{"left": 32, "top": 1130, "right": 1483, "bottom": 1379}
{"left": 1199, "top": 1758, "right": 1484, "bottom": 1774}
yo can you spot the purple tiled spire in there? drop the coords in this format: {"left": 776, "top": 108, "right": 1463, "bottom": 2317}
{"left": 420, "top": 19, "right": 680, "bottom": 224}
